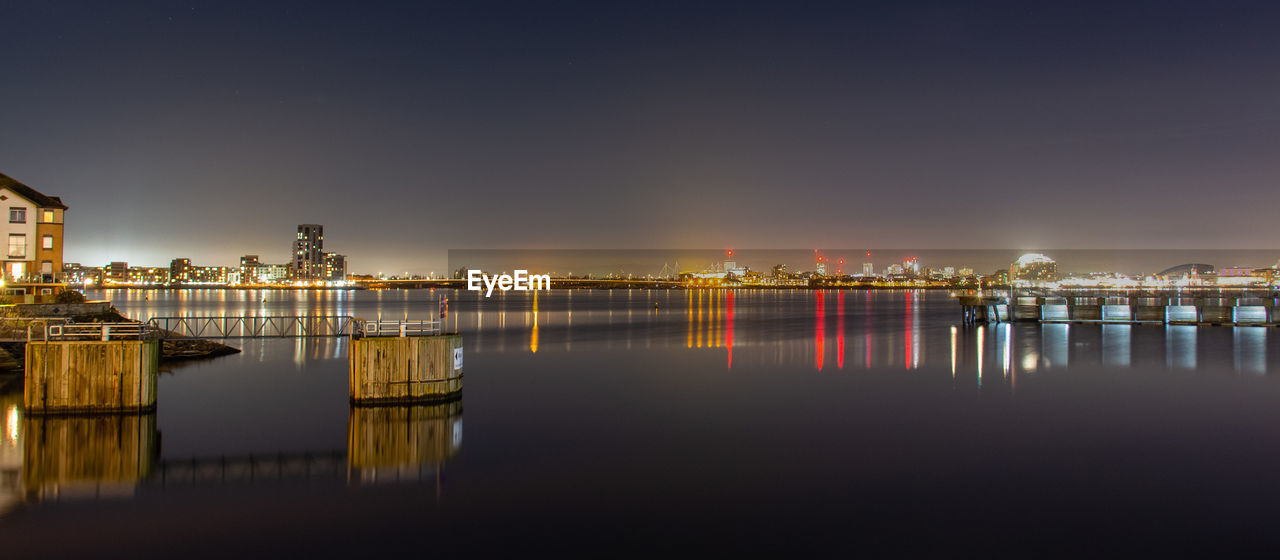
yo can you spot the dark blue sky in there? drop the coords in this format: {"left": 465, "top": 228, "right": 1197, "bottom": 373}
{"left": 2, "top": 1, "right": 1278, "bottom": 274}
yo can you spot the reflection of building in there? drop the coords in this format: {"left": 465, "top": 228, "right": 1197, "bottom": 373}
{"left": 1, "top": 392, "right": 22, "bottom": 516}
{"left": 1010, "top": 253, "right": 1058, "bottom": 284}
{"left": 21, "top": 413, "right": 158, "bottom": 500}
{"left": 347, "top": 401, "right": 462, "bottom": 483}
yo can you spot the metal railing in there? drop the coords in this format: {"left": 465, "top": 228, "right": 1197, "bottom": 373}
{"left": 27, "top": 320, "right": 159, "bottom": 342}
{"left": 138, "top": 316, "right": 443, "bottom": 339}
{"left": 355, "top": 319, "right": 441, "bottom": 338}
{"left": 145, "top": 315, "right": 358, "bottom": 339}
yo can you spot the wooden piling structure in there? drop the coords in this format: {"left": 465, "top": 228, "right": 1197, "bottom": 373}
{"left": 349, "top": 333, "right": 463, "bottom": 403}
{"left": 24, "top": 340, "right": 160, "bottom": 414}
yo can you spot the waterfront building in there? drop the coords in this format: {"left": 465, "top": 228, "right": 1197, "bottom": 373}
{"left": 323, "top": 252, "right": 347, "bottom": 282}
{"left": 240, "top": 255, "right": 260, "bottom": 283}
{"left": 1010, "top": 253, "right": 1058, "bottom": 284}
{"left": 108, "top": 261, "right": 129, "bottom": 282}
{"left": 170, "top": 258, "right": 192, "bottom": 283}
{"left": 1219, "top": 267, "right": 1255, "bottom": 277}
{"left": 0, "top": 172, "right": 67, "bottom": 290}
{"left": 188, "top": 265, "right": 231, "bottom": 284}
{"left": 292, "top": 224, "right": 324, "bottom": 281}
{"left": 61, "top": 263, "right": 102, "bottom": 286}
{"left": 862, "top": 262, "right": 874, "bottom": 276}
{"left": 238, "top": 255, "right": 290, "bottom": 284}
{"left": 127, "top": 266, "right": 170, "bottom": 285}
{"left": 261, "top": 263, "right": 289, "bottom": 283}
{"left": 1156, "top": 263, "right": 1214, "bottom": 280}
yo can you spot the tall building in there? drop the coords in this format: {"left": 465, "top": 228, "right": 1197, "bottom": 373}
{"left": 903, "top": 257, "right": 920, "bottom": 275}
{"left": 240, "top": 254, "right": 260, "bottom": 283}
{"left": 292, "top": 224, "right": 324, "bottom": 281}
{"left": 862, "top": 262, "right": 874, "bottom": 276}
{"left": 0, "top": 171, "right": 67, "bottom": 286}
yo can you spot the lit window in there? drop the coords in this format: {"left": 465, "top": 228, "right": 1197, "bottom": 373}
{"left": 9, "top": 208, "right": 25, "bottom": 223}
{"left": 8, "top": 234, "right": 25, "bottom": 258}
{"left": 42, "top": 235, "right": 53, "bottom": 249}
{"left": 41, "top": 210, "right": 54, "bottom": 223}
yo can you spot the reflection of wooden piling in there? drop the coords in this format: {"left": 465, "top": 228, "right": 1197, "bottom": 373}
{"left": 22, "top": 413, "right": 158, "bottom": 497}
{"left": 349, "top": 334, "right": 463, "bottom": 403}
{"left": 24, "top": 340, "right": 160, "bottom": 414}
{"left": 347, "top": 401, "right": 463, "bottom": 474}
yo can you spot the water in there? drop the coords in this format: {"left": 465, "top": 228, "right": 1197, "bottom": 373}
{"left": 3, "top": 288, "right": 1280, "bottom": 556}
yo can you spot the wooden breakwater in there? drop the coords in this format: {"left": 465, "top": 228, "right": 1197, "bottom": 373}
{"left": 960, "top": 296, "right": 1280, "bottom": 326}
{"left": 24, "top": 339, "right": 160, "bottom": 414}
{"left": 349, "top": 333, "right": 463, "bottom": 403}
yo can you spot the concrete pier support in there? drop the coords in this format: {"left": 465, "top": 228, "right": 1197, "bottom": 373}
{"left": 349, "top": 333, "right": 463, "bottom": 404}
{"left": 24, "top": 340, "right": 160, "bottom": 414}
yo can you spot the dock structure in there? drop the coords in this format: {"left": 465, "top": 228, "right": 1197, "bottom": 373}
{"left": 349, "top": 320, "right": 463, "bottom": 404}
{"left": 19, "top": 315, "right": 464, "bottom": 414}
{"left": 24, "top": 322, "right": 160, "bottom": 415}
{"left": 960, "top": 295, "right": 1280, "bottom": 326}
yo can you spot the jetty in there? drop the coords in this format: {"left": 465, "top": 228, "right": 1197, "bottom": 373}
{"left": 958, "top": 293, "right": 1280, "bottom": 327}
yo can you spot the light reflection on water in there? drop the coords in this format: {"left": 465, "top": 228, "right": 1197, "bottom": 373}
{"left": 86, "top": 288, "right": 1274, "bottom": 376}
{"left": 2, "top": 288, "right": 1280, "bottom": 554}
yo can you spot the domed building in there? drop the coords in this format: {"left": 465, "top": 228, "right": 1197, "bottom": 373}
{"left": 1010, "top": 253, "right": 1058, "bottom": 284}
{"left": 1155, "top": 263, "right": 1214, "bottom": 280}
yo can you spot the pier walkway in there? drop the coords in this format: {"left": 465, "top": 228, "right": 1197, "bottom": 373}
{"left": 959, "top": 295, "right": 1280, "bottom": 327}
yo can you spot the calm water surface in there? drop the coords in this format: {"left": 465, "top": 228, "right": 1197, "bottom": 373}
{"left": 3, "top": 288, "right": 1280, "bottom": 556}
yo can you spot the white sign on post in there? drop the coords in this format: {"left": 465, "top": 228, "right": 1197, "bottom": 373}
{"left": 453, "top": 347, "right": 464, "bottom": 370}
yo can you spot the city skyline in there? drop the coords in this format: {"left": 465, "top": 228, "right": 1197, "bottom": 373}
{"left": 3, "top": 2, "right": 1279, "bottom": 273}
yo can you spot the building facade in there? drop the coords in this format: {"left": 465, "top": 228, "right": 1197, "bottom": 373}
{"left": 322, "top": 252, "right": 347, "bottom": 282}
{"left": 292, "top": 224, "right": 324, "bottom": 281}
{"left": 0, "top": 172, "right": 67, "bottom": 286}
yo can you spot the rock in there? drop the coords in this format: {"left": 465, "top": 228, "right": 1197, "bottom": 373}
{"left": 161, "top": 339, "right": 242, "bottom": 361}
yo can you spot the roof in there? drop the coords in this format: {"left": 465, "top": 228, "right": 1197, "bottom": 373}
{"left": 1013, "top": 253, "right": 1055, "bottom": 265}
{"left": 0, "top": 171, "right": 69, "bottom": 209}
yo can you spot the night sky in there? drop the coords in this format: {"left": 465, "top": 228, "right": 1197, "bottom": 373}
{"left": 2, "top": 1, "right": 1278, "bottom": 274}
